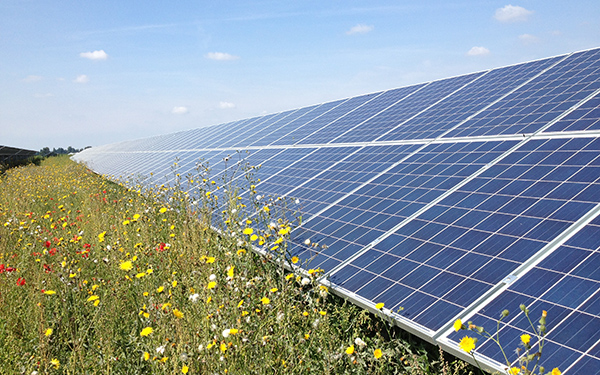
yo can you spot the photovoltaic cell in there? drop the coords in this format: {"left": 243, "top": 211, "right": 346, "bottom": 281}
{"left": 330, "top": 137, "right": 600, "bottom": 333}
{"left": 545, "top": 92, "right": 600, "bottom": 133}
{"left": 291, "top": 140, "right": 517, "bottom": 273}
{"left": 445, "top": 48, "right": 600, "bottom": 138}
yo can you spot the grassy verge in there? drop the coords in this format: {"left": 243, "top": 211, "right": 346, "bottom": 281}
{"left": 0, "top": 156, "right": 474, "bottom": 374}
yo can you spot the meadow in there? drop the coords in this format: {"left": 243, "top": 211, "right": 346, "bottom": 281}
{"left": 0, "top": 156, "right": 479, "bottom": 374}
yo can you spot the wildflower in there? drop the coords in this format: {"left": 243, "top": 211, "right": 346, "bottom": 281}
{"left": 374, "top": 349, "right": 383, "bottom": 359}
{"left": 43, "top": 290, "right": 56, "bottom": 295}
{"left": 87, "top": 295, "right": 99, "bottom": 302}
{"left": 173, "top": 309, "right": 184, "bottom": 318}
{"left": 140, "top": 327, "right": 153, "bottom": 337}
{"left": 220, "top": 343, "right": 227, "bottom": 352}
{"left": 156, "top": 345, "right": 166, "bottom": 354}
{"left": 458, "top": 336, "right": 476, "bottom": 353}
{"left": 143, "top": 352, "right": 150, "bottom": 361}
{"left": 98, "top": 231, "right": 106, "bottom": 242}
{"left": 227, "top": 266, "right": 235, "bottom": 278}
{"left": 375, "top": 302, "right": 385, "bottom": 310}
{"left": 270, "top": 287, "right": 278, "bottom": 293}
{"left": 159, "top": 207, "right": 167, "bottom": 213}
{"left": 45, "top": 328, "right": 53, "bottom": 336}
{"left": 50, "top": 358, "right": 60, "bottom": 369}
{"left": 346, "top": 345, "right": 355, "bottom": 355}
{"left": 319, "top": 310, "right": 327, "bottom": 316}
{"left": 135, "top": 272, "right": 145, "bottom": 278}
{"left": 209, "top": 274, "right": 217, "bottom": 281}
{"left": 508, "top": 367, "right": 520, "bottom": 374}
{"left": 189, "top": 293, "right": 200, "bottom": 303}
{"left": 261, "top": 297, "right": 270, "bottom": 305}
{"left": 521, "top": 334, "right": 531, "bottom": 345}
{"left": 172, "top": 280, "right": 178, "bottom": 287}
{"left": 301, "top": 277, "right": 310, "bottom": 286}
{"left": 354, "top": 337, "right": 366, "bottom": 347}
{"left": 182, "top": 365, "right": 189, "bottom": 374}
{"left": 291, "top": 256, "right": 299, "bottom": 264}
{"left": 16, "top": 277, "right": 25, "bottom": 286}
{"left": 243, "top": 228, "right": 253, "bottom": 235}
{"left": 302, "top": 311, "right": 309, "bottom": 317}
{"left": 454, "top": 319, "right": 462, "bottom": 332}
{"left": 551, "top": 368, "right": 561, "bottom": 375}
{"left": 157, "top": 286, "right": 164, "bottom": 293}
{"left": 207, "top": 281, "right": 216, "bottom": 289}
{"left": 120, "top": 261, "right": 133, "bottom": 271}
{"left": 237, "top": 249, "right": 246, "bottom": 256}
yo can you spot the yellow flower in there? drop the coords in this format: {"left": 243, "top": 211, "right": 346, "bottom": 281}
{"left": 143, "top": 352, "right": 150, "bottom": 361}
{"left": 243, "top": 227, "right": 253, "bottom": 235}
{"left": 120, "top": 261, "right": 133, "bottom": 271}
{"left": 227, "top": 266, "right": 235, "bottom": 278}
{"left": 182, "top": 365, "right": 189, "bottom": 374}
{"left": 319, "top": 310, "right": 327, "bottom": 316}
{"left": 237, "top": 299, "right": 244, "bottom": 308}
{"left": 250, "top": 234, "right": 258, "bottom": 241}
{"left": 87, "top": 295, "right": 99, "bottom": 302}
{"left": 220, "top": 343, "right": 227, "bottom": 352}
{"left": 206, "top": 256, "right": 215, "bottom": 264}
{"left": 261, "top": 297, "right": 270, "bottom": 305}
{"left": 375, "top": 302, "right": 384, "bottom": 310}
{"left": 159, "top": 207, "right": 167, "bottom": 213}
{"left": 50, "top": 358, "right": 60, "bottom": 369}
{"left": 43, "top": 290, "right": 56, "bottom": 295}
{"left": 157, "top": 286, "right": 164, "bottom": 293}
{"left": 237, "top": 249, "right": 246, "bottom": 256}
{"left": 140, "top": 327, "right": 153, "bottom": 337}
{"left": 508, "top": 367, "right": 520, "bottom": 375}
{"left": 302, "top": 311, "right": 309, "bottom": 317}
{"left": 172, "top": 280, "right": 178, "bottom": 287}
{"left": 98, "top": 231, "right": 106, "bottom": 242}
{"left": 454, "top": 319, "right": 462, "bottom": 332}
{"left": 304, "top": 333, "right": 310, "bottom": 340}
{"left": 521, "top": 334, "right": 531, "bottom": 345}
{"left": 207, "top": 281, "right": 216, "bottom": 289}
{"left": 270, "top": 287, "right": 278, "bottom": 293}
{"left": 346, "top": 345, "right": 355, "bottom": 355}
{"left": 291, "top": 256, "right": 299, "bottom": 264}
{"left": 458, "top": 336, "right": 476, "bottom": 353}
{"left": 45, "top": 328, "right": 53, "bottom": 336}
{"left": 551, "top": 368, "right": 561, "bottom": 375}
{"left": 374, "top": 349, "right": 383, "bottom": 359}
{"left": 135, "top": 272, "right": 146, "bottom": 278}
{"left": 173, "top": 309, "right": 184, "bottom": 319}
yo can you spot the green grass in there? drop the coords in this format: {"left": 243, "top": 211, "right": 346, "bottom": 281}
{"left": 0, "top": 156, "right": 475, "bottom": 374}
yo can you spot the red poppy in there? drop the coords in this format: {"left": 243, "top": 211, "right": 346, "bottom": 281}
{"left": 44, "top": 241, "right": 51, "bottom": 248}
{"left": 16, "top": 277, "right": 25, "bottom": 286}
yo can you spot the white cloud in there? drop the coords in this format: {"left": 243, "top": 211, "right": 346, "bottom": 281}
{"left": 494, "top": 5, "right": 533, "bottom": 23}
{"left": 171, "top": 106, "right": 189, "bottom": 115}
{"left": 219, "top": 101, "right": 235, "bottom": 109}
{"left": 74, "top": 74, "right": 89, "bottom": 83}
{"left": 467, "top": 46, "right": 490, "bottom": 56}
{"left": 23, "top": 75, "right": 43, "bottom": 83}
{"left": 80, "top": 50, "right": 108, "bottom": 60}
{"left": 206, "top": 52, "right": 239, "bottom": 61}
{"left": 519, "top": 33, "right": 539, "bottom": 44}
{"left": 346, "top": 24, "right": 374, "bottom": 35}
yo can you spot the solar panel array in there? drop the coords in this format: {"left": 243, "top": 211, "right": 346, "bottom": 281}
{"left": 73, "top": 47, "right": 600, "bottom": 374}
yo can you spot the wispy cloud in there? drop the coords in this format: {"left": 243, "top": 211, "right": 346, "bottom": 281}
{"left": 74, "top": 75, "right": 89, "bottom": 83}
{"left": 519, "top": 34, "right": 539, "bottom": 44}
{"left": 206, "top": 52, "right": 239, "bottom": 61}
{"left": 80, "top": 50, "right": 108, "bottom": 60}
{"left": 219, "top": 102, "right": 235, "bottom": 109}
{"left": 346, "top": 24, "right": 374, "bottom": 35}
{"left": 467, "top": 46, "right": 490, "bottom": 56}
{"left": 494, "top": 5, "right": 533, "bottom": 23}
{"left": 23, "top": 75, "right": 43, "bottom": 83}
{"left": 171, "top": 106, "right": 189, "bottom": 115}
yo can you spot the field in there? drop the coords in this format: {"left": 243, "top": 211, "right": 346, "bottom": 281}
{"left": 0, "top": 156, "right": 476, "bottom": 374}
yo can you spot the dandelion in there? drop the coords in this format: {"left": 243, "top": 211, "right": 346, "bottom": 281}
{"left": 182, "top": 365, "right": 189, "bottom": 374}
{"left": 140, "top": 327, "right": 153, "bottom": 337}
{"left": 207, "top": 281, "right": 216, "bottom": 289}
{"left": 157, "top": 286, "right": 164, "bottom": 293}
{"left": 458, "top": 336, "right": 476, "bottom": 353}
{"left": 375, "top": 302, "right": 384, "bottom": 310}
{"left": 270, "top": 287, "right": 278, "bottom": 293}
{"left": 551, "top": 368, "right": 561, "bottom": 375}
{"left": 143, "top": 352, "right": 150, "bottom": 361}
{"left": 159, "top": 207, "right": 167, "bottom": 213}
{"left": 521, "top": 334, "right": 531, "bottom": 345}
{"left": 243, "top": 228, "right": 253, "bottom": 235}
{"left": 291, "top": 256, "right": 299, "bottom": 264}
{"left": 173, "top": 309, "right": 184, "bottom": 318}
{"left": 374, "top": 349, "right": 383, "bottom": 359}
{"left": 45, "top": 328, "right": 53, "bottom": 336}
{"left": 454, "top": 319, "right": 462, "bottom": 332}
{"left": 43, "top": 290, "right": 56, "bottom": 295}
{"left": 120, "top": 261, "right": 133, "bottom": 271}
{"left": 508, "top": 367, "right": 520, "bottom": 374}
{"left": 346, "top": 345, "right": 355, "bottom": 355}
{"left": 50, "top": 358, "right": 60, "bottom": 369}
{"left": 227, "top": 266, "right": 235, "bottom": 278}
{"left": 261, "top": 297, "right": 270, "bottom": 305}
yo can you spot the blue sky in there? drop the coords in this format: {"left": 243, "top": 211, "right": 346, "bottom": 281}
{"left": 2, "top": 1, "right": 599, "bottom": 151}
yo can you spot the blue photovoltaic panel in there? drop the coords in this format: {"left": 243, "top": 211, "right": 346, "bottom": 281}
{"left": 297, "top": 84, "right": 426, "bottom": 145}
{"left": 214, "top": 110, "right": 298, "bottom": 148}
{"left": 270, "top": 93, "right": 380, "bottom": 145}
{"left": 375, "top": 56, "right": 563, "bottom": 142}
{"left": 444, "top": 49, "right": 600, "bottom": 138}
{"left": 279, "top": 144, "right": 422, "bottom": 218}
{"left": 445, "top": 213, "right": 600, "bottom": 373}
{"left": 545, "top": 92, "right": 600, "bottom": 133}
{"left": 330, "top": 72, "right": 485, "bottom": 143}
{"left": 290, "top": 140, "right": 517, "bottom": 273}
{"left": 330, "top": 137, "right": 600, "bottom": 333}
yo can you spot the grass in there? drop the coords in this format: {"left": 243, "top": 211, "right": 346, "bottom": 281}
{"left": 0, "top": 155, "right": 475, "bottom": 374}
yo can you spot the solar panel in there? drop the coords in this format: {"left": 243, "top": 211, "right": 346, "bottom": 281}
{"left": 72, "top": 46, "right": 600, "bottom": 374}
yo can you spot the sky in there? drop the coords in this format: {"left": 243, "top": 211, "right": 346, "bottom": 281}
{"left": 1, "top": 1, "right": 599, "bottom": 151}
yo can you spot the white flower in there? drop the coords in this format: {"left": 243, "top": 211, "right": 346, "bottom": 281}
{"left": 277, "top": 312, "right": 284, "bottom": 321}
{"left": 304, "top": 238, "right": 311, "bottom": 246}
{"left": 209, "top": 274, "right": 217, "bottom": 281}
{"left": 222, "top": 329, "right": 231, "bottom": 338}
{"left": 188, "top": 293, "right": 200, "bottom": 303}
{"left": 180, "top": 352, "right": 188, "bottom": 361}
{"left": 312, "top": 319, "right": 320, "bottom": 328}
{"left": 256, "top": 195, "right": 262, "bottom": 200}
{"left": 156, "top": 345, "right": 166, "bottom": 354}
{"left": 354, "top": 337, "right": 367, "bottom": 347}
{"left": 231, "top": 208, "right": 237, "bottom": 214}
{"left": 198, "top": 344, "right": 204, "bottom": 351}
{"left": 295, "top": 198, "right": 300, "bottom": 204}
{"left": 301, "top": 277, "right": 311, "bottom": 286}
